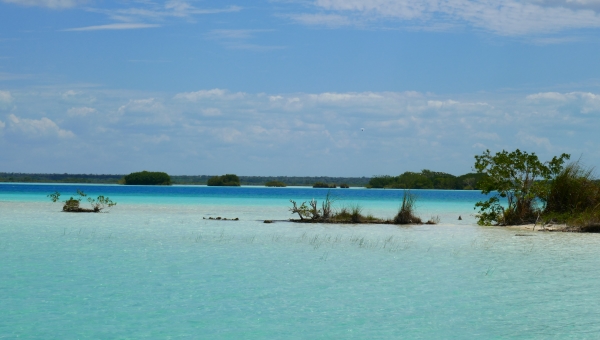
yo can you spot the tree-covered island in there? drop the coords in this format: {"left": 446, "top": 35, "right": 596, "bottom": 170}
{"left": 207, "top": 174, "right": 241, "bottom": 186}
{"left": 121, "top": 171, "right": 171, "bottom": 185}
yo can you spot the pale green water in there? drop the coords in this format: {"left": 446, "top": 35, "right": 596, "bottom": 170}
{"left": 1, "top": 184, "right": 599, "bottom": 338}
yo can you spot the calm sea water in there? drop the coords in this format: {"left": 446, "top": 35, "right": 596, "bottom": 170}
{"left": 1, "top": 184, "right": 599, "bottom": 338}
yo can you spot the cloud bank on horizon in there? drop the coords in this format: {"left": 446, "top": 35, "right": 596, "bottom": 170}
{"left": 0, "top": 87, "right": 598, "bottom": 176}
{"left": 1, "top": 0, "right": 600, "bottom": 175}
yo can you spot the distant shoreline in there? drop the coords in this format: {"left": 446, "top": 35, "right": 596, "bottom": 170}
{"left": 0, "top": 172, "right": 372, "bottom": 187}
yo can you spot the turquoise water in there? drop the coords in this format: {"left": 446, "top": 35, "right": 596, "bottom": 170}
{"left": 1, "top": 184, "right": 600, "bottom": 338}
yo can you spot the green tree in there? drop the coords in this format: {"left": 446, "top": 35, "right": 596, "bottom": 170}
{"left": 474, "top": 149, "right": 570, "bottom": 225}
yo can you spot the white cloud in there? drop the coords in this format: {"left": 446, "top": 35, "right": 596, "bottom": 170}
{"left": 526, "top": 92, "right": 569, "bottom": 101}
{"left": 289, "top": 13, "right": 353, "bottom": 27}
{"left": 1, "top": 0, "right": 85, "bottom": 8}
{"left": 204, "top": 29, "right": 283, "bottom": 50}
{"left": 533, "top": 0, "right": 600, "bottom": 10}
{"left": 0, "top": 90, "right": 13, "bottom": 103}
{"left": 310, "top": 0, "right": 600, "bottom": 35}
{"left": 527, "top": 91, "right": 600, "bottom": 113}
{"left": 201, "top": 108, "right": 222, "bottom": 116}
{"left": 309, "top": 92, "right": 384, "bottom": 103}
{"left": 118, "top": 98, "right": 164, "bottom": 113}
{"left": 174, "top": 89, "right": 246, "bottom": 101}
{"left": 67, "top": 106, "right": 96, "bottom": 117}
{"left": 88, "top": 2, "right": 242, "bottom": 28}
{"left": 473, "top": 132, "right": 500, "bottom": 140}
{"left": 205, "top": 29, "right": 272, "bottom": 40}
{"left": 63, "top": 23, "right": 160, "bottom": 32}
{"left": 7, "top": 114, "right": 75, "bottom": 138}
{"left": 518, "top": 131, "right": 552, "bottom": 150}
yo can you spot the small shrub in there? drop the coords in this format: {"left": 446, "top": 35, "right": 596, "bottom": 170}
{"left": 340, "top": 183, "right": 350, "bottom": 188}
{"left": 49, "top": 190, "right": 116, "bottom": 213}
{"left": 425, "top": 216, "right": 440, "bottom": 225}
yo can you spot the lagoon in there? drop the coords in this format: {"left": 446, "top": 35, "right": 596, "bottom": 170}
{"left": 1, "top": 184, "right": 599, "bottom": 338}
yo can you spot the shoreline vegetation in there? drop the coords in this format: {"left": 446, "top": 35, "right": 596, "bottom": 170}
{"left": 287, "top": 190, "right": 439, "bottom": 225}
{"left": 473, "top": 149, "right": 600, "bottom": 233}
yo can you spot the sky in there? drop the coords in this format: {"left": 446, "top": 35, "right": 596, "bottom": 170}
{"left": 1, "top": 0, "right": 600, "bottom": 176}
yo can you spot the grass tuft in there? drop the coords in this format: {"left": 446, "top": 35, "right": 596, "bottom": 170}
{"left": 393, "top": 190, "right": 423, "bottom": 224}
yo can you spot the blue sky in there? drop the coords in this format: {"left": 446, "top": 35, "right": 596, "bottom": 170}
{"left": 1, "top": 0, "right": 600, "bottom": 176}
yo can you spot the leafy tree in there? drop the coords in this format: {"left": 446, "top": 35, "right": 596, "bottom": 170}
{"left": 474, "top": 149, "right": 570, "bottom": 225}
{"left": 122, "top": 171, "right": 171, "bottom": 185}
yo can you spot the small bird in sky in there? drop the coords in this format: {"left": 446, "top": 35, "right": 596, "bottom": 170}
{"left": 361, "top": 128, "right": 364, "bottom": 132}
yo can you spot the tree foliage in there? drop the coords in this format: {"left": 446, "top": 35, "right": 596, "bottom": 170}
{"left": 207, "top": 174, "right": 241, "bottom": 186}
{"left": 122, "top": 171, "right": 171, "bottom": 185}
{"left": 473, "top": 149, "right": 570, "bottom": 225}
{"left": 48, "top": 190, "right": 116, "bottom": 213}
{"left": 265, "top": 180, "right": 286, "bottom": 187}
{"left": 368, "top": 170, "right": 484, "bottom": 190}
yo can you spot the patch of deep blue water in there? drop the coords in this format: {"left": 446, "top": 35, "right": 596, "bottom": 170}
{"left": 1, "top": 184, "right": 600, "bottom": 338}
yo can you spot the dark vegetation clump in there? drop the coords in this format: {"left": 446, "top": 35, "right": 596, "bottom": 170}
{"left": 542, "top": 161, "right": 600, "bottom": 232}
{"left": 393, "top": 190, "right": 423, "bottom": 224}
{"left": 368, "top": 170, "right": 484, "bottom": 190}
{"left": 288, "top": 190, "right": 431, "bottom": 225}
{"left": 207, "top": 174, "right": 241, "bottom": 186}
{"left": 340, "top": 183, "right": 350, "bottom": 188}
{"left": 265, "top": 180, "right": 286, "bottom": 187}
{"left": 48, "top": 190, "right": 116, "bottom": 213}
{"left": 313, "top": 182, "right": 337, "bottom": 188}
{"left": 122, "top": 171, "right": 171, "bottom": 185}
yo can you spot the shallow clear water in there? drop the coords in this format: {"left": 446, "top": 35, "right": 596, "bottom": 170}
{"left": 1, "top": 184, "right": 599, "bottom": 338}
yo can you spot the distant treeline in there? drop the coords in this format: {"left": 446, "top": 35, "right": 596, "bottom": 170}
{"left": 171, "top": 175, "right": 372, "bottom": 187}
{"left": 0, "top": 171, "right": 484, "bottom": 189}
{"left": 368, "top": 170, "right": 485, "bottom": 190}
{"left": 0, "top": 173, "right": 123, "bottom": 184}
{"left": 0, "top": 173, "right": 371, "bottom": 187}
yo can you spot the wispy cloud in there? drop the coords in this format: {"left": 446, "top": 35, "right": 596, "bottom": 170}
{"left": 62, "top": 23, "right": 160, "bottom": 31}
{"left": 7, "top": 114, "right": 75, "bottom": 139}
{"left": 0, "top": 90, "right": 12, "bottom": 103}
{"left": 205, "top": 29, "right": 273, "bottom": 40}
{"left": 0, "top": 72, "right": 33, "bottom": 81}
{"left": 302, "top": 0, "right": 600, "bottom": 36}
{"left": 289, "top": 13, "right": 352, "bottom": 27}
{"left": 1, "top": 0, "right": 86, "bottom": 9}
{"left": 90, "top": 2, "right": 242, "bottom": 23}
{"left": 205, "top": 29, "right": 285, "bottom": 50}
